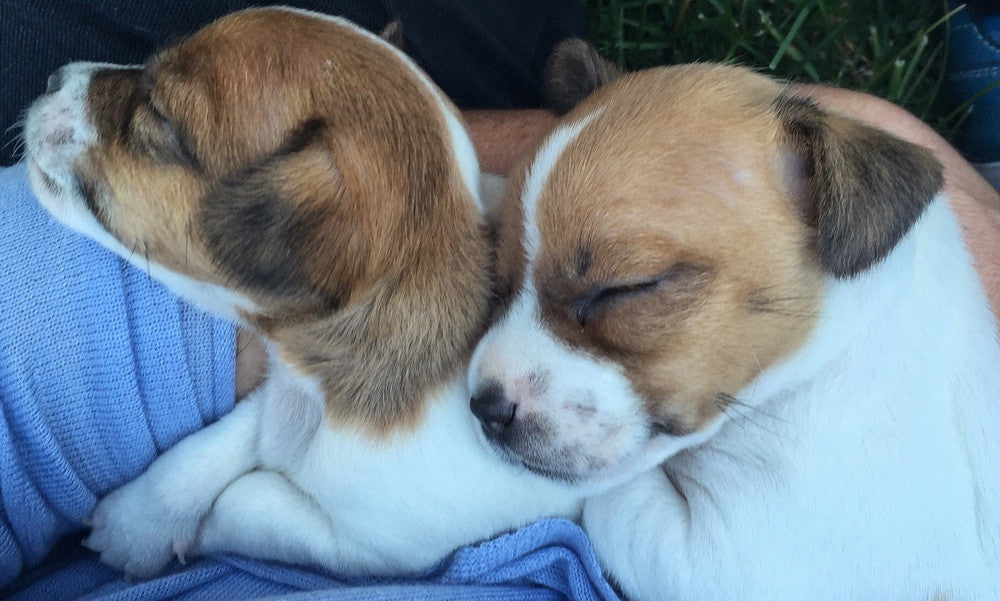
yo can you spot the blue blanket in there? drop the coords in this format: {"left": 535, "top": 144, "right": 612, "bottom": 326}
{"left": 0, "top": 164, "right": 621, "bottom": 601}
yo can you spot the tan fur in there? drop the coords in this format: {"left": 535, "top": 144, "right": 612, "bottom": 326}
{"left": 75, "top": 9, "right": 491, "bottom": 435}
{"left": 527, "top": 65, "right": 821, "bottom": 430}
{"left": 517, "top": 64, "right": 940, "bottom": 432}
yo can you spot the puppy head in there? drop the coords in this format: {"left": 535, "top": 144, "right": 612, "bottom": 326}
{"left": 26, "top": 8, "right": 490, "bottom": 433}
{"left": 25, "top": 6, "right": 484, "bottom": 318}
{"left": 469, "top": 63, "right": 942, "bottom": 486}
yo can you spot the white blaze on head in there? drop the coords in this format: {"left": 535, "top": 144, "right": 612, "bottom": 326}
{"left": 468, "top": 108, "right": 691, "bottom": 489}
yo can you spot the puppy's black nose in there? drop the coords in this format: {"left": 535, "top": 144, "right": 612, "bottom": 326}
{"left": 46, "top": 68, "right": 66, "bottom": 94}
{"left": 471, "top": 383, "right": 516, "bottom": 439}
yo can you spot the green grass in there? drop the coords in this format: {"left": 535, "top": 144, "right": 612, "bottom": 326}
{"left": 583, "top": 0, "right": 966, "bottom": 138}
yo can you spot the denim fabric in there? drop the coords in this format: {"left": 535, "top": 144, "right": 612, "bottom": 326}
{"left": 947, "top": 1, "right": 1000, "bottom": 164}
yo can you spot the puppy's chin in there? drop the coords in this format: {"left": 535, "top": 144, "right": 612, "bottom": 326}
{"left": 480, "top": 421, "right": 711, "bottom": 494}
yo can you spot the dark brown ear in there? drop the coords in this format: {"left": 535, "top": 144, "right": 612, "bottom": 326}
{"left": 379, "top": 20, "right": 405, "bottom": 51}
{"left": 773, "top": 93, "right": 944, "bottom": 278}
{"left": 542, "top": 37, "right": 624, "bottom": 114}
{"left": 199, "top": 143, "right": 364, "bottom": 310}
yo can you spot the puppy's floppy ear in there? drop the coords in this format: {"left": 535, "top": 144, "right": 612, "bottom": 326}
{"left": 199, "top": 131, "right": 368, "bottom": 309}
{"left": 542, "top": 38, "right": 624, "bottom": 114}
{"left": 773, "top": 93, "right": 944, "bottom": 278}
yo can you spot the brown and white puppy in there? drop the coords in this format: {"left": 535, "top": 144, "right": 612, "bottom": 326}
{"left": 469, "top": 50, "right": 1000, "bottom": 599}
{"left": 24, "top": 7, "right": 582, "bottom": 579}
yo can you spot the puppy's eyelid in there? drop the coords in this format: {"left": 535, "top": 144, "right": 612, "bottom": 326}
{"left": 133, "top": 99, "right": 201, "bottom": 169}
{"left": 573, "top": 262, "right": 708, "bottom": 326}
{"left": 574, "top": 276, "right": 659, "bottom": 326}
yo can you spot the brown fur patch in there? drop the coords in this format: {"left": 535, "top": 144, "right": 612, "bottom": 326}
{"left": 76, "top": 8, "right": 491, "bottom": 435}
{"left": 489, "top": 138, "right": 533, "bottom": 320}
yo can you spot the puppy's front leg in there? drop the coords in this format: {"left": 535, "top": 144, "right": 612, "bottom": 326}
{"left": 583, "top": 467, "right": 703, "bottom": 600}
{"left": 194, "top": 470, "right": 352, "bottom": 572}
{"left": 84, "top": 390, "right": 264, "bottom": 579}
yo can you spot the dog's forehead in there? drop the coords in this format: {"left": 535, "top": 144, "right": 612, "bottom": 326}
{"left": 529, "top": 67, "right": 788, "bottom": 272}
{"left": 129, "top": 9, "right": 446, "bottom": 174}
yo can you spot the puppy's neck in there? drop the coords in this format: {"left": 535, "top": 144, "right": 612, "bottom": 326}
{"left": 255, "top": 259, "right": 490, "bottom": 438}
{"left": 749, "top": 196, "right": 983, "bottom": 402}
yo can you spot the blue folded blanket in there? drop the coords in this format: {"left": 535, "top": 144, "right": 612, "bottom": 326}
{"left": 0, "top": 164, "right": 621, "bottom": 601}
{"left": 8, "top": 518, "right": 618, "bottom": 601}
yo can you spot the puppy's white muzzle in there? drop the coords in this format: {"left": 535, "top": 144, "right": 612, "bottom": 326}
{"left": 24, "top": 62, "right": 127, "bottom": 231}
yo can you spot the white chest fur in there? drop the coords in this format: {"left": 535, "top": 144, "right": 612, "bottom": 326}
{"left": 583, "top": 197, "right": 1000, "bottom": 600}
{"left": 86, "top": 354, "right": 583, "bottom": 578}
{"left": 264, "top": 375, "right": 584, "bottom": 575}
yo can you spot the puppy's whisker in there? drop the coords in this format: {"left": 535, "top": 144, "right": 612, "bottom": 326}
{"left": 4, "top": 116, "right": 25, "bottom": 135}
{"left": 751, "top": 306, "right": 821, "bottom": 319}
{"left": 237, "top": 336, "right": 255, "bottom": 354}
{"left": 185, "top": 217, "right": 193, "bottom": 270}
{"left": 2, "top": 133, "right": 24, "bottom": 151}
{"left": 6, "top": 139, "right": 27, "bottom": 161}
{"left": 3, "top": 124, "right": 27, "bottom": 160}
{"left": 715, "top": 392, "right": 785, "bottom": 435}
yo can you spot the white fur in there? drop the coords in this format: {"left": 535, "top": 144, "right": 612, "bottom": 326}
{"left": 584, "top": 197, "right": 1000, "bottom": 600}
{"left": 472, "top": 109, "right": 1000, "bottom": 598}
{"left": 85, "top": 348, "right": 582, "bottom": 578}
{"left": 519, "top": 110, "right": 601, "bottom": 263}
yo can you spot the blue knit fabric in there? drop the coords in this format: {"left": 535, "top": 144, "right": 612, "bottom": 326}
{"left": 6, "top": 519, "right": 619, "bottom": 601}
{"left": 0, "top": 163, "right": 235, "bottom": 587}
{"left": 0, "top": 164, "right": 622, "bottom": 601}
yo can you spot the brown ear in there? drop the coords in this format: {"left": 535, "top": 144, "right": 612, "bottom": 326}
{"left": 542, "top": 37, "right": 624, "bottom": 114}
{"left": 199, "top": 141, "right": 365, "bottom": 310}
{"left": 773, "top": 94, "right": 944, "bottom": 278}
{"left": 379, "top": 20, "right": 405, "bottom": 51}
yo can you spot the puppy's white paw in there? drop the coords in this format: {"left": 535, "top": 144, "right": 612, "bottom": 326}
{"left": 83, "top": 478, "right": 202, "bottom": 580}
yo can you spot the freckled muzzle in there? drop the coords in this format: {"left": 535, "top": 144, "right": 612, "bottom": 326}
{"left": 467, "top": 307, "right": 664, "bottom": 486}
{"left": 25, "top": 63, "right": 106, "bottom": 232}
{"left": 24, "top": 62, "right": 136, "bottom": 225}
{"left": 470, "top": 380, "right": 604, "bottom": 483}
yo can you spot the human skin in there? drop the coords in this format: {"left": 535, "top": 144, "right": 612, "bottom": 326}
{"left": 234, "top": 93, "right": 1000, "bottom": 399}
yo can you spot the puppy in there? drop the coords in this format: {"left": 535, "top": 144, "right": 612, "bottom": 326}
{"left": 24, "top": 7, "right": 581, "bottom": 579}
{"left": 468, "top": 56, "right": 1000, "bottom": 599}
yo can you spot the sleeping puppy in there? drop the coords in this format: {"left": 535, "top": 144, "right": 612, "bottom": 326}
{"left": 23, "top": 7, "right": 582, "bottom": 579}
{"left": 468, "top": 46, "right": 1000, "bottom": 599}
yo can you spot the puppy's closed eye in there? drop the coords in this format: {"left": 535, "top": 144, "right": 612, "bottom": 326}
{"left": 574, "top": 279, "right": 660, "bottom": 327}
{"left": 127, "top": 74, "right": 199, "bottom": 168}
{"left": 572, "top": 262, "right": 712, "bottom": 327}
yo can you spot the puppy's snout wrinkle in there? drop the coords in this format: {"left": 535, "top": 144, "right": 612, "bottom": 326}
{"left": 470, "top": 383, "right": 517, "bottom": 439}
